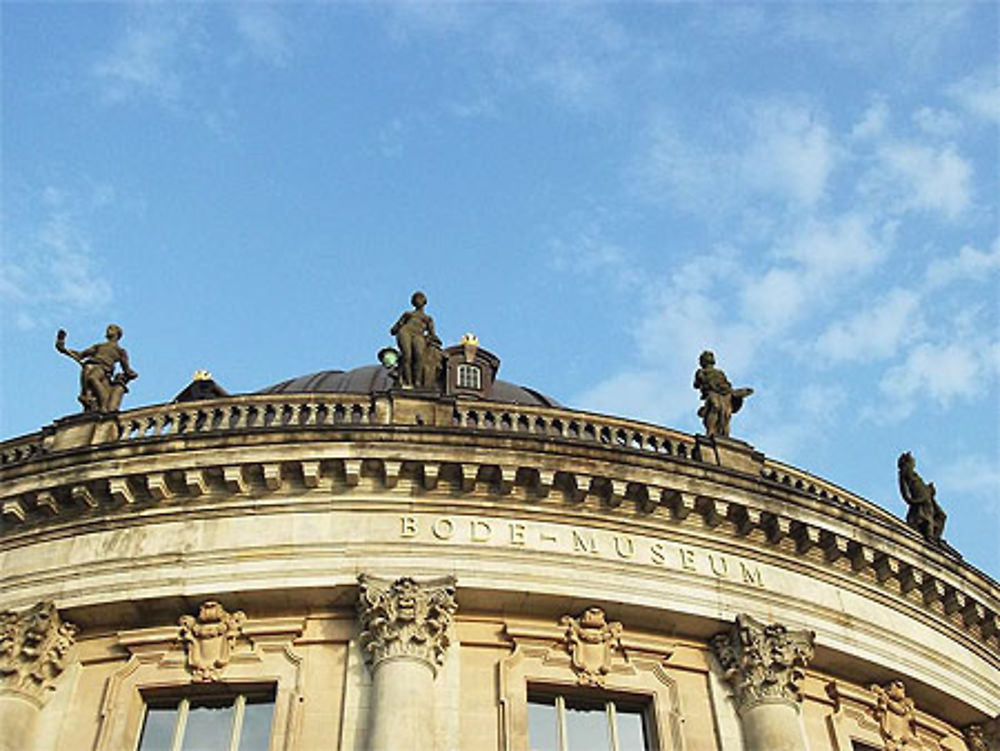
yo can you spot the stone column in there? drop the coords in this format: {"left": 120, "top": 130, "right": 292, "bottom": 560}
{"left": 0, "top": 601, "right": 78, "bottom": 751}
{"left": 357, "top": 574, "right": 457, "bottom": 751}
{"left": 711, "top": 613, "right": 815, "bottom": 751}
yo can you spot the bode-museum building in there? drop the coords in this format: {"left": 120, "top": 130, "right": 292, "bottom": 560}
{"left": 1, "top": 294, "right": 998, "bottom": 751}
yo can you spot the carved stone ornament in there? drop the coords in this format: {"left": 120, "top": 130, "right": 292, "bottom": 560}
{"left": 870, "top": 680, "right": 920, "bottom": 750}
{"left": 710, "top": 613, "right": 815, "bottom": 714}
{"left": 560, "top": 607, "right": 623, "bottom": 687}
{"left": 357, "top": 574, "right": 457, "bottom": 675}
{"left": 178, "top": 601, "right": 246, "bottom": 682}
{"left": 0, "top": 601, "right": 78, "bottom": 700}
{"left": 965, "top": 717, "right": 1000, "bottom": 751}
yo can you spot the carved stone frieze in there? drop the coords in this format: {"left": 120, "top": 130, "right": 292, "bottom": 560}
{"left": 178, "top": 601, "right": 246, "bottom": 682}
{"left": 870, "top": 680, "right": 920, "bottom": 750}
{"left": 560, "top": 607, "right": 623, "bottom": 687}
{"left": 0, "top": 601, "right": 78, "bottom": 700}
{"left": 965, "top": 717, "right": 1000, "bottom": 751}
{"left": 357, "top": 574, "right": 457, "bottom": 675}
{"left": 711, "top": 613, "right": 815, "bottom": 714}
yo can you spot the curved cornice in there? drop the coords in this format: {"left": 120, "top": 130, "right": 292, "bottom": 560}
{"left": 2, "top": 393, "right": 998, "bottom": 663}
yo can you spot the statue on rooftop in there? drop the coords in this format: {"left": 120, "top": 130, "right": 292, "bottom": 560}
{"left": 391, "top": 291, "right": 438, "bottom": 389}
{"left": 693, "top": 350, "right": 753, "bottom": 438}
{"left": 55, "top": 324, "right": 138, "bottom": 413}
{"left": 897, "top": 452, "right": 946, "bottom": 543}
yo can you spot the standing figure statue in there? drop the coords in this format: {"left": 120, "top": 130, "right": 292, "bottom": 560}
{"left": 897, "top": 452, "right": 946, "bottom": 543}
{"left": 693, "top": 350, "right": 753, "bottom": 438}
{"left": 55, "top": 324, "right": 138, "bottom": 413}
{"left": 390, "top": 291, "right": 437, "bottom": 389}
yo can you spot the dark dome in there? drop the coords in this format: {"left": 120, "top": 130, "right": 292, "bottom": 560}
{"left": 257, "top": 365, "right": 560, "bottom": 408}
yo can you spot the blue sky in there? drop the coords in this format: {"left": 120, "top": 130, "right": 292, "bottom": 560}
{"left": 2, "top": 2, "right": 998, "bottom": 577}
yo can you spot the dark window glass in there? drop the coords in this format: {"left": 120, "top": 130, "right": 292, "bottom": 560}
{"left": 527, "top": 692, "right": 651, "bottom": 751}
{"left": 615, "top": 706, "right": 648, "bottom": 751}
{"left": 564, "top": 700, "right": 610, "bottom": 751}
{"left": 137, "top": 706, "right": 177, "bottom": 751}
{"left": 527, "top": 696, "right": 559, "bottom": 751}
{"left": 239, "top": 698, "right": 275, "bottom": 751}
{"left": 181, "top": 698, "right": 234, "bottom": 751}
{"left": 137, "top": 689, "right": 274, "bottom": 751}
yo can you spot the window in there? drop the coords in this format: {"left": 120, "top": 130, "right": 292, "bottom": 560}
{"left": 527, "top": 692, "right": 652, "bottom": 751}
{"left": 137, "top": 687, "right": 275, "bottom": 751}
{"left": 456, "top": 363, "right": 482, "bottom": 390}
{"left": 852, "top": 744, "right": 882, "bottom": 751}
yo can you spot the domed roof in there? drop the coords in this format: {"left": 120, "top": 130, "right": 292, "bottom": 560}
{"left": 257, "top": 365, "right": 560, "bottom": 408}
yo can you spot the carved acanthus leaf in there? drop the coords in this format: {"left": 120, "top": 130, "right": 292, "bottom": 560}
{"left": 357, "top": 574, "right": 457, "bottom": 675}
{"left": 710, "top": 613, "right": 814, "bottom": 713}
{"left": 0, "top": 601, "right": 78, "bottom": 700}
{"left": 560, "top": 607, "right": 623, "bottom": 687}
{"left": 178, "top": 601, "right": 246, "bottom": 682}
{"left": 965, "top": 716, "right": 1000, "bottom": 751}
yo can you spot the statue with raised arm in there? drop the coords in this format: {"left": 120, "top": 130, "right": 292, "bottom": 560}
{"left": 55, "top": 324, "right": 138, "bottom": 413}
{"left": 693, "top": 350, "right": 753, "bottom": 438}
{"left": 390, "top": 291, "right": 437, "bottom": 389}
{"left": 897, "top": 452, "right": 946, "bottom": 543}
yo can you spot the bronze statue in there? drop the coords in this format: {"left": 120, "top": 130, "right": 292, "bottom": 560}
{"left": 390, "top": 291, "right": 437, "bottom": 389}
{"left": 693, "top": 350, "right": 753, "bottom": 438}
{"left": 897, "top": 452, "right": 946, "bottom": 543}
{"left": 55, "top": 324, "right": 138, "bottom": 413}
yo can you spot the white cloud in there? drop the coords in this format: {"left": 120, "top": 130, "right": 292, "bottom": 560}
{"left": 879, "top": 340, "right": 994, "bottom": 414}
{"left": 92, "top": 10, "right": 195, "bottom": 104}
{"left": 877, "top": 142, "right": 973, "bottom": 219}
{"left": 947, "top": 67, "right": 1000, "bottom": 123}
{"left": 851, "top": 99, "right": 889, "bottom": 141}
{"left": 742, "top": 103, "right": 834, "bottom": 206}
{"left": 815, "top": 288, "right": 921, "bottom": 362}
{"left": 924, "top": 240, "right": 1000, "bottom": 290}
{"left": 912, "top": 106, "right": 962, "bottom": 138}
{"left": 233, "top": 5, "right": 291, "bottom": 67}
{"left": 0, "top": 185, "right": 115, "bottom": 327}
{"left": 777, "top": 213, "right": 888, "bottom": 279}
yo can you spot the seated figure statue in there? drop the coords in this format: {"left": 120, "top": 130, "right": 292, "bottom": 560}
{"left": 693, "top": 350, "right": 753, "bottom": 438}
{"left": 897, "top": 452, "right": 946, "bottom": 543}
{"left": 56, "top": 324, "right": 138, "bottom": 413}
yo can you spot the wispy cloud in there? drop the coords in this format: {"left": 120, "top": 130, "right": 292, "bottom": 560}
{"left": 947, "top": 66, "right": 1000, "bottom": 123}
{"left": 815, "top": 288, "right": 922, "bottom": 363}
{"left": 0, "top": 184, "right": 116, "bottom": 329}
{"left": 875, "top": 141, "right": 973, "bottom": 220}
{"left": 232, "top": 4, "right": 292, "bottom": 67}
{"left": 91, "top": 7, "right": 199, "bottom": 105}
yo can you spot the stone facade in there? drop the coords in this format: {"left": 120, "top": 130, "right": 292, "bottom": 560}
{"left": 0, "top": 387, "right": 997, "bottom": 751}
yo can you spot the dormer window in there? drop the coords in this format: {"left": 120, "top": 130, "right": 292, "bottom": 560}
{"left": 457, "top": 363, "right": 482, "bottom": 390}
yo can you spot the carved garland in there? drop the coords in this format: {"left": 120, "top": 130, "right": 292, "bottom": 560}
{"left": 0, "top": 601, "right": 78, "bottom": 701}
{"left": 965, "top": 717, "right": 1000, "bottom": 751}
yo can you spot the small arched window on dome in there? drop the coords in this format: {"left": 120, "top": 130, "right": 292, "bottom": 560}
{"left": 456, "top": 363, "right": 482, "bottom": 391}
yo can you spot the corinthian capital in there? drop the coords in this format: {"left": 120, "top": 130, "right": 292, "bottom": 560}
{"left": 357, "top": 574, "right": 457, "bottom": 675}
{"left": 711, "top": 613, "right": 814, "bottom": 713}
{"left": 965, "top": 716, "right": 1000, "bottom": 751}
{"left": 0, "top": 601, "right": 78, "bottom": 702}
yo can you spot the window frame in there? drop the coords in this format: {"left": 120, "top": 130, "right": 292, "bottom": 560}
{"left": 456, "top": 363, "right": 483, "bottom": 391}
{"left": 93, "top": 618, "right": 304, "bottom": 751}
{"left": 499, "top": 623, "right": 683, "bottom": 751}
{"left": 137, "top": 683, "right": 277, "bottom": 751}
{"left": 527, "top": 686, "right": 655, "bottom": 751}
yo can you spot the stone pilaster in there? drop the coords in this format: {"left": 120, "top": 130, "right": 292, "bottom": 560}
{"left": 711, "top": 613, "right": 815, "bottom": 751}
{"left": 357, "top": 574, "right": 457, "bottom": 751}
{"left": 0, "top": 601, "right": 78, "bottom": 751}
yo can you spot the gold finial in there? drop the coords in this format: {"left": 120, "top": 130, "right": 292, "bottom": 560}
{"left": 193, "top": 370, "right": 213, "bottom": 381}
{"left": 461, "top": 333, "right": 479, "bottom": 363}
